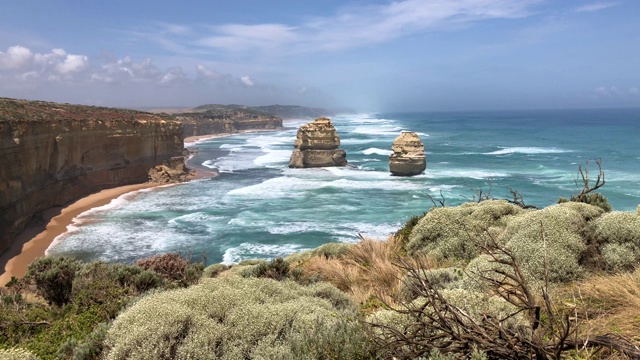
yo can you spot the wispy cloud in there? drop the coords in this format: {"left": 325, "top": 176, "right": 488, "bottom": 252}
{"left": 132, "top": 0, "right": 541, "bottom": 55}
{"left": 575, "top": 2, "right": 618, "bottom": 13}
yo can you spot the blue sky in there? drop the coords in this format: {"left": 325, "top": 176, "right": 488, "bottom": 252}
{"left": 1, "top": 0, "right": 639, "bottom": 111}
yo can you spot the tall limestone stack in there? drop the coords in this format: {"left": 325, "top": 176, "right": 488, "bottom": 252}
{"left": 289, "top": 117, "right": 347, "bottom": 168}
{"left": 389, "top": 131, "right": 426, "bottom": 176}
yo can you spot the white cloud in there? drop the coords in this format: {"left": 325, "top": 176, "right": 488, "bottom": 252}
{"left": 575, "top": 2, "right": 618, "bottom": 13}
{"left": 240, "top": 75, "right": 254, "bottom": 86}
{"left": 55, "top": 54, "right": 88, "bottom": 74}
{"left": 159, "top": 67, "right": 186, "bottom": 84}
{"left": 139, "top": 0, "right": 541, "bottom": 54}
{"left": 630, "top": 87, "right": 639, "bottom": 95}
{"left": 0, "top": 45, "right": 33, "bottom": 70}
{"left": 195, "top": 64, "right": 221, "bottom": 80}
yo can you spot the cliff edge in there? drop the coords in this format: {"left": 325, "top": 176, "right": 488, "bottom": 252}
{"left": 0, "top": 98, "right": 184, "bottom": 255}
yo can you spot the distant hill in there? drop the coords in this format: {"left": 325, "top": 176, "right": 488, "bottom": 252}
{"left": 157, "top": 104, "right": 335, "bottom": 119}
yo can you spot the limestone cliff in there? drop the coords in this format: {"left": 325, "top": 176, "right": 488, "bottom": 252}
{"left": 172, "top": 108, "right": 282, "bottom": 138}
{"left": 289, "top": 117, "right": 347, "bottom": 168}
{"left": 389, "top": 131, "right": 426, "bottom": 176}
{"left": 0, "top": 98, "right": 184, "bottom": 255}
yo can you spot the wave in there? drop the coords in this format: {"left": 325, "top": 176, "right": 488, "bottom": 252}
{"left": 253, "top": 149, "right": 291, "bottom": 166}
{"left": 485, "top": 147, "right": 571, "bottom": 155}
{"left": 362, "top": 148, "right": 393, "bottom": 156}
{"left": 352, "top": 126, "right": 403, "bottom": 136}
{"left": 222, "top": 243, "right": 306, "bottom": 264}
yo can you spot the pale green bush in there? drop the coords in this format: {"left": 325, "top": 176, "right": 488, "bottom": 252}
{"left": 500, "top": 204, "right": 589, "bottom": 283}
{"left": 104, "top": 276, "right": 367, "bottom": 360}
{"left": 407, "top": 200, "right": 524, "bottom": 260}
{"left": 593, "top": 211, "right": 640, "bottom": 271}
{"left": 601, "top": 243, "right": 639, "bottom": 271}
{"left": 0, "top": 348, "right": 40, "bottom": 360}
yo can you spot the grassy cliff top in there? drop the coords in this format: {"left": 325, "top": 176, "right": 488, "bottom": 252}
{"left": 0, "top": 98, "right": 169, "bottom": 123}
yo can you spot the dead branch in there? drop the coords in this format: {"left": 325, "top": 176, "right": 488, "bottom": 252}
{"left": 574, "top": 159, "right": 605, "bottom": 201}
{"left": 426, "top": 190, "right": 446, "bottom": 208}
{"left": 506, "top": 187, "right": 538, "bottom": 210}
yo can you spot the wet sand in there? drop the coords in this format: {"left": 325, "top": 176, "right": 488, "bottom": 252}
{"left": 0, "top": 183, "right": 159, "bottom": 285}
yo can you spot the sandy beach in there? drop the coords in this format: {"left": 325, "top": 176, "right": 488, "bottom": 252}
{"left": 0, "top": 126, "right": 287, "bottom": 286}
{"left": 0, "top": 183, "right": 162, "bottom": 286}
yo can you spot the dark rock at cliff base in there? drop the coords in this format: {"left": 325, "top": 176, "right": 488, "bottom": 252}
{"left": 289, "top": 117, "right": 347, "bottom": 168}
{"left": 148, "top": 156, "right": 194, "bottom": 183}
{"left": 389, "top": 131, "right": 426, "bottom": 176}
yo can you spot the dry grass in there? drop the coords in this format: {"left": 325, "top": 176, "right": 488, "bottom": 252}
{"left": 298, "top": 236, "right": 452, "bottom": 307}
{"left": 300, "top": 236, "right": 403, "bottom": 305}
{"left": 556, "top": 269, "right": 640, "bottom": 343}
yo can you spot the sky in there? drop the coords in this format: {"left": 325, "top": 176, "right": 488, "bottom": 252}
{"left": 1, "top": 0, "right": 639, "bottom": 112}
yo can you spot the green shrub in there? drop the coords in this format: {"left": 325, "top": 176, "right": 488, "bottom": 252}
{"left": 134, "top": 253, "right": 203, "bottom": 287}
{"left": 406, "top": 200, "right": 524, "bottom": 260}
{"left": 202, "top": 263, "right": 229, "bottom": 278}
{"left": 285, "top": 242, "right": 353, "bottom": 265}
{"left": 394, "top": 214, "right": 424, "bottom": 245}
{"left": 0, "top": 347, "right": 40, "bottom": 360}
{"left": 593, "top": 211, "right": 640, "bottom": 271}
{"left": 25, "top": 257, "right": 82, "bottom": 306}
{"left": 242, "top": 257, "right": 291, "bottom": 281}
{"left": 558, "top": 192, "right": 612, "bottom": 213}
{"left": 103, "top": 276, "right": 364, "bottom": 360}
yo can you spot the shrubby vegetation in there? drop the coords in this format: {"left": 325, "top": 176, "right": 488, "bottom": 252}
{"left": 2, "top": 158, "right": 640, "bottom": 359}
{"left": 0, "top": 253, "right": 203, "bottom": 360}
{"left": 103, "top": 276, "right": 373, "bottom": 360}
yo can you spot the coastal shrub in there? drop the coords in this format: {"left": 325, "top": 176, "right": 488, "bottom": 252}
{"left": 285, "top": 242, "right": 353, "bottom": 265}
{"left": 56, "top": 321, "right": 109, "bottom": 360}
{"left": 25, "top": 256, "right": 82, "bottom": 306}
{"left": 368, "top": 289, "right": 529, "bottom": 358}
{"left": 558, "top": 192, "right": 612, "bottom": 213}
{"left": 500, "top": 204, "right": 589, "bottom": 283}
{"left": 243, "top": 257, "right": 291, "bottom": 281}
{"left": 134, "top": 253, "right": 203, "bottom": 287}
{"left": 202, "top": 263, "right": 229, "bottom": 278}
{"left": 0, "top": 348, "right": 40, "bottom": 360}
{"left": 601, "top": 243, "right": 638, "bottom": 272}
{"left": 103, "top": 276, "right": 364, "bottom": 360}
{"left": 401, "top": 267, "right": 464, "bottom": 301}
{"left": 406, "top": 200, "right": 524, "bottom": 260}
{"left": 71, "top": 262, "right": 133, "bottom": 318}
{"left": 592, "top": 211, "right": 640, "bottom": 271}
{"left": 394, "top": 214, "right": 424, "bottom": 246}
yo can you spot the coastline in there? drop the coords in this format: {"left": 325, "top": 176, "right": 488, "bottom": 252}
{"left": 0, "top": 126, "right": 291, "bottom": 285}
{"left": 0, "top": 183, "right": 160, "bottom": 286}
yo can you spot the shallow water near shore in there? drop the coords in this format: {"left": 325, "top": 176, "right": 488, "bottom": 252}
{"left": 46, "top": 109, "right": 640, "bottom": 265}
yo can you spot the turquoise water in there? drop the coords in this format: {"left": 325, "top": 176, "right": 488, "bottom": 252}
{"left": 46, "top": 109, "right": 640, "bottom": 265}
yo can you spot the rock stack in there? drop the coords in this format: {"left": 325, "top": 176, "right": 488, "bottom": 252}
{"left": 389, "top": 131, "right": 426, "bottom": 176}
{"left": 289, "top": 117, "right": 347, "bottom": 168}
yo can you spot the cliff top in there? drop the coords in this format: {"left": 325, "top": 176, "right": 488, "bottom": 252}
{"left": 0, "top": 98, "right": 168, "bottom": 123}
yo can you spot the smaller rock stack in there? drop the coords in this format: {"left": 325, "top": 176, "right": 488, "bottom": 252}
{"left": 289, "top": 117, "right": 347, "bottom": 168}
{"left": 389, "top": 131, "right": 426, "bottom": 176}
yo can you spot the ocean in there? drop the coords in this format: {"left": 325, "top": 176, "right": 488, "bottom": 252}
{"left": 46, "top": 109, "right": 640, "bottom": 265}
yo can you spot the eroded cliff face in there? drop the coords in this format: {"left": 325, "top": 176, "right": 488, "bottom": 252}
{"left": 175, "top": 110, "right": 282, "bottom": 137}
{"left": 0, "top": 98, "right": 183, "bottom": 255}
{"left": 289, "top": 117, "right": 347, "bottom": 168}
